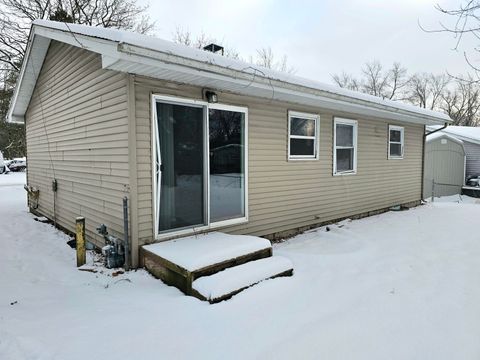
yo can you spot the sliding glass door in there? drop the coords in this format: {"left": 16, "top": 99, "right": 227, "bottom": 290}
{"left": 156, "top": 102, "right": 206, "bottom": 232}
{"left": 154, "top": 97, "right": 247, "bottom": 235}
{"left": 209, "top": 108, "right": 245, "bottom": 222}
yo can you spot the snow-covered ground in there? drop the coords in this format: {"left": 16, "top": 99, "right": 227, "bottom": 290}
{"left": 0, "top": 171, "right": 26, "bottom": 186}
{"left": 1, "top": 174, "right": 480, "bottom": 360}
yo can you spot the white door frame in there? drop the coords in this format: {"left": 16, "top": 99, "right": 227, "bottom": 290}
{"left": 151, "top": 94, "right": 249, "bottom": 240}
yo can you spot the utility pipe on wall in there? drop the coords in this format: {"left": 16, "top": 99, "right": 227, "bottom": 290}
{"left": 123, "top": 196, "right": 130, "bottom": 271}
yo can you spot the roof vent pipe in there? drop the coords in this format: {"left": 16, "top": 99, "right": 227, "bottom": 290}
{"left": 203, "top": 43, "right": 224, "bottom": 55}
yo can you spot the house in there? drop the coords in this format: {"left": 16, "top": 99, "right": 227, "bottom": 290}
{"left": 423, "top": 132, "right": 465, "bottom": 199}
{"left": 8, "top": 20, "right": 450, "bottom": 273}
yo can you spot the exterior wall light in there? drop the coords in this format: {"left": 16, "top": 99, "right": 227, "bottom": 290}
{"left": 205, "top": 90, "right": 218, "bottom": 103}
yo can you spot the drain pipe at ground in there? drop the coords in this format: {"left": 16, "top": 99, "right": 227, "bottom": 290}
{"left": 123, "top": 196, "right": 130, "bottom": 271}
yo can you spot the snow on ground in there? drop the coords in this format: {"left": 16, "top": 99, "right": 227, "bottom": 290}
{"left": 1, "top": 176, "right": 480, "bottom": 360}
{"left": 427, "top": 193, "right": 480, "bottom": 204}
{"left": 0, "top": 171, "right": 26, "bottom": 186}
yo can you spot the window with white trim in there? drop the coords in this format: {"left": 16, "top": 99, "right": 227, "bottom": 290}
{"left": 388, "top": 125, "right": 404, "bottom": 159}
{"left": 288, "top": 111, "right": 319, "bottom": 160}
{"left": 333, "top": 118, "right": 357, "bottom": 175}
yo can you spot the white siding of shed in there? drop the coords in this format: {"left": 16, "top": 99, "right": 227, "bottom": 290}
{"left": 423, "top": 136, "right": 466, "bottom": 198}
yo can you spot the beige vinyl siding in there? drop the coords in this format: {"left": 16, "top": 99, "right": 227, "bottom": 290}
{"left": 133, "top": 76, "right": 424, "bottom": 243}
{"left": 25, "top": 41, "right": 129, "bottom": 247}
{"left": 133, "top": 78, "right": 155, "bottom": 244}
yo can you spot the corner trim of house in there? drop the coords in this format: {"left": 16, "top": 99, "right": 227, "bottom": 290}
{"left": 127, "top": 74, "right": 140, "bottom": 268}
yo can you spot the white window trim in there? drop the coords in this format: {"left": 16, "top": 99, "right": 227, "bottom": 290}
{"left": 333, "top": 117, "right": 358, "bottom": 176}
{"left": 388, "top": 125, "right": 404, "bottom": 159}
{"left": 151, "top": 94, "right": 249, "bottom": 241}
{"left": 287, "top": 111, "right": 320, "bottom": 161}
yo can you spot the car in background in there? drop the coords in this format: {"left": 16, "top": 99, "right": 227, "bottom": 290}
{"left": 0, "top": 151, "right": 9, "bottom": 174}
{"left": 467, "top": 178, "right": 479, "bottom": 187}
{"left": 7, "top": 158, "right": 26, "bottom": 172}
{"left": 463, "top": 175, "right": 480, "bottom": 198}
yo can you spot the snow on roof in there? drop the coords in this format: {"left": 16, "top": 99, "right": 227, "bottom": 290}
{"left": 428, "top": 125, "right": 480, "bottom": 145}
{"left": 426, "top": 131, "right": 464, "bottom": 145}
{"left": 8, "top": 20, "right": 452, "bottom": 124}
{"left": 35, "top": 20, "right": 451, "bottom": 120}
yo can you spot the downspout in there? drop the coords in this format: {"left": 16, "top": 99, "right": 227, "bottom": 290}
{"left": 123, "top": 196, "right": 130, "bottom": 271}
{"left": 425, "top": 123, "right": 449, "bottom": 137}
{"left": 421, "top": 122, "right": 449, "bottom": 199}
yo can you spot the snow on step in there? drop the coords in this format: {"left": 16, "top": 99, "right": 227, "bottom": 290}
{"left": 192, "top": 256, "right": 293, "bottom": 302}
{"left": 142, "top": 232, "right": 271, "bottom": 272}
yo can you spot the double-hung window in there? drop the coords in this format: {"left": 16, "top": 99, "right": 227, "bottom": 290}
{"left": 288, "top": 111, "right": 319, "bottom": 160}
{"left": 388, "top": 125, "right": 404, "bottom": 159}
{"left": 333, "top": 118, "right": 357, "bottom": 175}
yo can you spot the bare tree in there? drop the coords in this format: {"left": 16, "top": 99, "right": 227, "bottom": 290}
{"left": 173, "top": 27, "right": 240, "bottom": 59}
{"left": 388, "top": 63, "right": 410, "bottom": 100}
{"left": 332, "top": 60, "right": 457, "bottom": 117}
{"left": 255, "top": 47, "right": 295, "bottom": 73}
{"left": 332, "top": 71, "right": 360, "bottom": 91}
{"left": 407, "top": 73, "right": 450, "bottom": 110}
{"left": 442, "top": 77, "right": 480, "bottom": 126}
{"left": 429, "top": 73, "right": 451, "bottom": 109}
{"left": 173, "top": 28, "right": 294, "bottom": 72}
{"left": 361, "top": 61, "right": 409, "bottom": 100}
{"left": 361, "top": 61, "right": 389, "bottom": 97}
{"left": 332, "top": 61, "right": 408, "bottom": 100}
{"left": 425, "top": 1, "right": 480, "bottom": 79}
{"left": 0, "top": 0, "right": 155, "bottom": 72}
{"left": 408, "top": 73, "right": 430, "bottom": 108}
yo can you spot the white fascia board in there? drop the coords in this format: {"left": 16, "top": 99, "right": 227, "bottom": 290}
{"left": 6, "top": 28, "right": 40, "bottom": 123}
{"left": 33, "top": 26, "right": 119, "bottom": 56}
{"left": 111, "top": 42, "right": 449, "bottom": 126}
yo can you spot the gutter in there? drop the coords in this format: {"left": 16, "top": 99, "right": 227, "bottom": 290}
{"left": 116, "top": 42, "right": 450, "bottom": 126}
{"left": 421, "top": 122, "right": 449, "bottom": 199}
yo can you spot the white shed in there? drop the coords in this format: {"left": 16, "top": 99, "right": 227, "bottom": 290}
{"left": 424, "top": 132, "right": 466, "bottom": 199}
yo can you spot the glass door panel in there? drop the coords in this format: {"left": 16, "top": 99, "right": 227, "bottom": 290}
{"left": 209, "top": 108, "right": 246, "bottom": 222}
{"left": 156, "top": 102, "right": 206, "bottom": 232}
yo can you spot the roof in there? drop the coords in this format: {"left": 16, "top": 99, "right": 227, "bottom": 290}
{"left": 426, "top": 131, "right": 464, "bottom": 146}
{"left": 428, "top": 125, "right": 480, "bottom": 145}
{"left": 7, "top": 20, "right": 452, "bottom": 125}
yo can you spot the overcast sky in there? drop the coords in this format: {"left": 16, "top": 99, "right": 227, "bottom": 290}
{"left": 146, "top": 0, "right": 477, "bottom": 83}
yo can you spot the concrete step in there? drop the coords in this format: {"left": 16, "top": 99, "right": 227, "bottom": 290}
{"left": 191, "top": 256, "right": 294, "bottom": 303}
